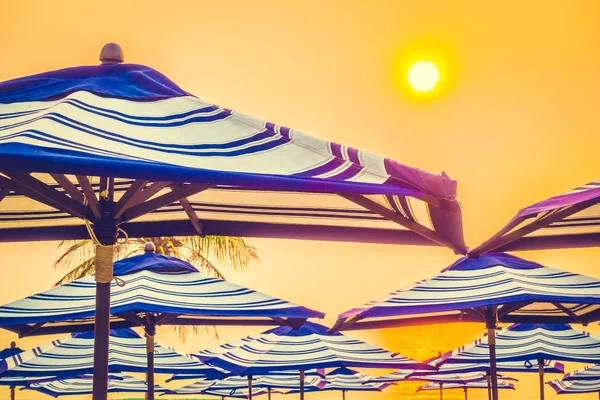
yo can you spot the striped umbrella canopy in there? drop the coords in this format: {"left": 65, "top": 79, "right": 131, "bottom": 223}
{"left": 437, "top": 324, "right": 600, "bottom": 364}
{"left": 21, "top": 373, "right": 168, "bottom": 397}
{"left": 287, "top": 367, "right": 389, "bottom": 400}
{"left": 435, "top": 324, "right": 600, "bottom": 400}
{"left": 563, "top": 364, "right": 600, "bottom": 381}
{"left": 0, "top": 249, "right": 322, "bottom": 400}
{"left": 168, "top": 370, "right": 325, "bottom": 382}
{"left": 0, "top": 328, "right": 223, "bottom": 379}
{"left": 417, "top": 381, "right": 515, "bottom": 400}
{"left": 331, "top": 252, "right": 600, "bottom": 400}
{"left": 548, "top": 379, "right": 600, "bottom": 395}
{"left": 192, "top": 322, "right": 433, "bottom": 374}
{"left": 471, "top": 180, "right": 600, "bottom": 255}
{"left": 202, "top": 388, "right": 274, "bottom": 399}
{"left": 172, "top": 375, "right": 326, "bottom": 395}
{"left": 0, "top": 43, "right": 465, "bottom": 400}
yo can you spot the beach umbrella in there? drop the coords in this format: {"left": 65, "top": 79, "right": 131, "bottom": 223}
{"left": 0, "top": 342, "right": 23, "bottom": 400}
{"left": 202, "top": 388, "right": 275, "bottom": 399}
{"left": 471, "top": 179, "right": 600, "bottom": 255}
{"left": 167, "top": 370, "right": 324, "bottom": 382}
{"left": 0, "top": 328, "right": 223, "bottom": 383}
{"left": 435, "top": 323, "right": 600, "bottom": 400}
{"left": 563, "top": 364, "right": 600, "bottom": 381}
{"left": 171, "top": 375, "right": 326, "bottom": 398}
{"left": 21, "top": 373, "right": 168, "bottom": 397}
{"left": 331, "top": 252, "right": 600, "bottom": 400}
{"left": 0, "top": 42, "right": 465, "bottom": 400}
{"left": 190, "top": 321, "right": 432, "bottom": 400}
{"left": 0, "top": 247, "right": 324, "bottom": 399}
{"left": 548, "top": 379, "right": 600, "bottom": 397}
{"left": 416, "top": 381, "right": 515, "bottom": 400}
{"left": 287, "top": 368, "right": 389, "bottom": 400}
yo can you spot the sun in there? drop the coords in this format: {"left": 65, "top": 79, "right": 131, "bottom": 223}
{"left": 407, "top": 61, "right": 440, "bottom": 93}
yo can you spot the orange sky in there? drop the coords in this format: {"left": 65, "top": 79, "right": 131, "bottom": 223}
{"left": 2, "top": 1, "right": 600, "bottom": 399}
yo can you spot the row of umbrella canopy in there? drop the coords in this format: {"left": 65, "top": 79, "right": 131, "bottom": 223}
{"left": 1, "top": 43, "right": 600, "bottom": 400}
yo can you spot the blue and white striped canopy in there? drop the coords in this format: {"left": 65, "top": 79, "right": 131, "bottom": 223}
{"left": 563, "top": 364, "right": 600, "bottom": 381}
{"left": 168, "top": 369, "right": 324, "bottom": 382}
{"left": 416, "top": 381, "right": 515, "bottom": 392}
{"left": 22, "top": 373, "right": 167, "bottom": 397}
{"left": 0, "top": 328, "right": 223, "bottom": 379}
{"left": 438, "top": 324, "right": 600, "bottom": 365}
{"left": 0, "top": 252, "right": 323, "bottom": 336}
{"left": 333, "top": 253, "right": 600, "bottom": 331}
{"left": 201, "top": 388, "right": 273, "bottom": 399}
{"left": 0, "top": 62, "right": 465, "bottom": 252}
{"left": 320, "top": 367, "right": 388, "bottom": 392}
{"left": 548, "top": 379, "right": 600, "bottom": 394}
{"left": 373, "top": 357, "right": 561, "bottom": 383}
{"left": 172, "top": 375, "right": 326, "bottom": 395}
{"left": 192, "top": 322, "right": 432, "bottom": 374}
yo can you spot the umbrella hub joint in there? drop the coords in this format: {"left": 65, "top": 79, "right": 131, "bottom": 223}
{"left": 93, "top": 201, "right": 118, "bottom": 246}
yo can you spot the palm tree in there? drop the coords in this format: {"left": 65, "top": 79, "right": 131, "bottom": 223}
{"left": 53, "top": 236, "right": 259, "bottom": 341}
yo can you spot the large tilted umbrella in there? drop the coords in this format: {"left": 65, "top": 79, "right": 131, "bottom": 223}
{"left": 189, "top": 321, "right": 432, "bottom": 400}
{"left": 287, "top": 368, "right": 390, "bottom": 400}
{"left": 563, "top": 364, "right": 600, "bottom": 381}
{"left": 0, "top": 248, "right": 323, "bottom": 399}
{"left": 548, "top": 379, "right": 600, "bottom": 397}
{"left": 416, "top": 381, "right": 515, "bottom": 400}
{"left": 0, "top": 42, "right": 465, "bottom": 400}
{"left": 471, "top": 179, "right": 600, "bottom": 254}
{"left": 21, "top": 373, "right": 168, "bottom": 397}
{"left": 331, "top": 252, "right": 600, "bottom": 400}
{"left": 436, "top": 323, "right": 600, "bottom": 400}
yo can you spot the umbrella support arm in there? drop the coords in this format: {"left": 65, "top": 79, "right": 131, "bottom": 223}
{"left": 145, "top": 316, "right": 157, "bottom": 400}
{"left": 92, "top": 184, "right": 117, "bottom": 400}
{"left": 485, "top": 307, "right": 499, "bottom": 400}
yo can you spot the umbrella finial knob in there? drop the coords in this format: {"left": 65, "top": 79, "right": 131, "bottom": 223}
{"left": 144, "top": 242, "right": 156, "bottom": 253}
{"left": 10, "top": 341, "right": 15, "bottom": 349}
{"left": 100, "top": 43, "right": 124, "bottom": 65}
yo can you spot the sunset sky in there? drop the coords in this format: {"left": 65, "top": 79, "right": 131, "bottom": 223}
{"left": 2, "top": 1, "right": 600, "bottom": 399}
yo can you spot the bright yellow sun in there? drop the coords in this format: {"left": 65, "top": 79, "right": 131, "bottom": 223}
{"left": 407, "top": 61, "right": 440, "bottom": 92}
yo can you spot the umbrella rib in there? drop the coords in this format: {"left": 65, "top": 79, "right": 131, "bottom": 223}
{"left": 339, "top": 193, "right": 465, "bottom": 254}
{"left": 114, "top": 179, "right": 149, "bottom": 218}
{"left": 496, "top": 302, "right": 534, "bottom": 319}
{"left": 0, "top": 173, "right": 87, "bottom": 219}
{"left": 472, "top": 196, "right": 600, "bottom": 255}
{"left": 0, "top": 187, "right": 8, "bottom": 203}
{"left": 179, "top": 196, "right": 203, "bottom": 235}
{"left": 121, "top": 183, "right": 212, "bottom": 222}
{"left": 75, "top": 175, "right": 101, "bottom": 219}
{"left": 551, "top": 302, "right": 584, "bottom": 325}
{"left": 49, "top": 174, "right": 85, "bottom": 203}
{"left": 114, "top": 312, "right": 145, "bottom": 327}
{"left": 129, "top": 181, "right": 171, "bottom": 207}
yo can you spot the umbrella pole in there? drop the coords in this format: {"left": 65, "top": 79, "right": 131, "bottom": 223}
{"left": 10, "top": 385, "right": 14, "bottom": 400}
{"left": 485, "top": 307, "right": 499, "bottom": 400}
{"left": 538, "top": 359, "right": 544, "bottom": 400}
{"left": 145, "top": 315, "right": 157, "bottom": 400}
{"left": 486, "top": 374, "right": 491, "bottom": 400}
{"left": 268, "top": 387, "right": 272, "bottom": 400}
{"left": 439, "top": 382, "right": 443, "bottom": 400}
{"left": 464, "top": 387, "right": 467, "bottom": 400}
{"left": 300, "top": 370, "right": 305, "bottom": 400}
{"left": 248, "top": 375, "right": 253, "bottom": 400}
{"left": 342, "top": 390, "right": 345, "bottom": 400}
{"left": 92, "top": 179, "right": 117, "bottom": 400}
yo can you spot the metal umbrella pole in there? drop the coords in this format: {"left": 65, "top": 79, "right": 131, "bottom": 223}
{"left": 538, "top": 359, "right": 545, "bottom": 400}
{"left": 485, "top": 307, "right": 499, "bottom": 400}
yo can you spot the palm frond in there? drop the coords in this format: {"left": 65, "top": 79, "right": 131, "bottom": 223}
{"left": 174, "top": 325, "right": 219, "bottom": 343}
{"left": 184, "top": 236, "right": 259, "bottom": 271}
{"left": 53, "top": 258, "right": 95, "bottom": 286}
